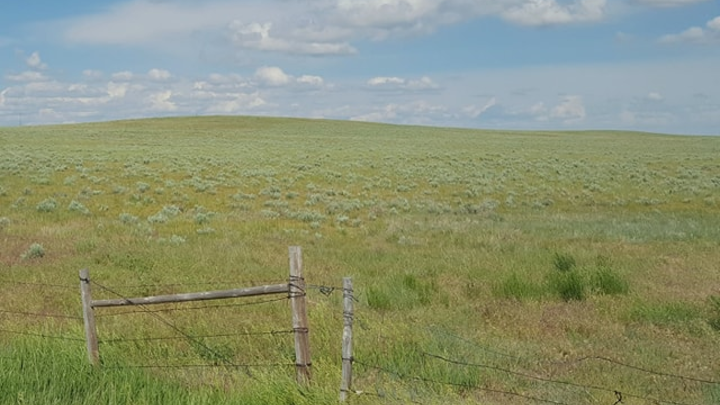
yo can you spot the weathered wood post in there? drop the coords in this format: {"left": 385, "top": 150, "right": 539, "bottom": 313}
{"left": 289, "top": 246, "right": 312, "bottom": 384}
{"left": 340, "top": 277, "right": 354, "bottom": 402}
{"left": 79, "top": 269, "right": 99, "bottom": 366}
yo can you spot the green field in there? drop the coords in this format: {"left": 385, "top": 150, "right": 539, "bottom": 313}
{"left": 1, "top": 116, "right": 720, "bottom": 404}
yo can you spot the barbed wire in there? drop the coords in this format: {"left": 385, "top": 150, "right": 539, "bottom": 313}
{"left": 564, "top": 356, "right": 720, "bottom": 386}
{"left": 0, "top": 279, "right": 76, "bottom": 289}
{"left": 0, "top": 328, "right": 84, "bottom": 342}
{"left": 355, "top": 359, "right": 574, "bottom": 405}
{"left": 422, "top": 352, "right": 700, "bottom": 405}
{"left": 94, "top": 295, "right": 289, "bottom": 318}
{"left": 425, "top": 325, "right": 720, "bottom": 388}
{"left": 89, "top": 279, "right": 245, "bottom": 371}
{"left": 426, "top": 325, "right": 526, "bottom": 361}
{"left": 99, "top": 329, "right": 294, "bottom": 344}
{"left": 306, "top": 283, "right": 345, "bottom": 296}
{"left": 0, "top": 309, "right": 82, "bottom": 320}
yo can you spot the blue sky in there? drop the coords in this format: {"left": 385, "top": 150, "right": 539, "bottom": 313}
{"left": 1, "top": 0, "right": 718, "bottom": 134}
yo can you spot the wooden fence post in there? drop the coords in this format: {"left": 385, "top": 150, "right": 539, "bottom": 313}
{"left": 79, "top": 269, "right": 99, "bottom": 366}
{"left": 289, "top": 246, "right": 312, "bottom": 384}
{"left": 340, "top": 277, "right": 354, "bottom": 402}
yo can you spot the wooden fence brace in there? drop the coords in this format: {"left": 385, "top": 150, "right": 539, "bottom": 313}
{"left": 91, "top": 283, "right": 289, "bottom": 308}
{"left": 340, "top": 277, "right": 354, "bottom": 402}
{"left": 289, "top": 246, "right": 312, "bottom": 385}
{"left": 79, "top": 269, "right": 99, "bottom": 366}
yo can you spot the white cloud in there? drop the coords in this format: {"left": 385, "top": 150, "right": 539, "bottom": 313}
{"left": 367, "top": 75, "right": 439, "bottom": 91}
{"left": 634, "top": 0, "right": 710, "bottom": 6}
{"left": 83, "top": 69, "right": 104, "bottom": 80}
{"left": 112, "top": 71, "right": 134, "bottom": 81}
{"left": 205, "top": 92, "right": 266, "bottom": 113}
{"left": 0, "top": 88, "right": 8, "bottom": 106}
{"left": 297, "top": 75, "right": 325, "bottom": 87}
{"left": 255, "top": 66, "right": 291, "bottom": 86}
{"left": 53, "top": 0, "right": 613, "bottom": 63}
{"left": 253, "top": 67, "right": 327, "bottom": 89}
{"left": 26, "top": 51, "right": 48, "bottom": 70}
{"left": 660, "top": 15, "right": 720, "bottom": 44}
{"left": 647, "top": 92, "right": 663, "bottom": 101}
{"left": 5, "top": 71, "right": 49, "bottom": 82}
{"left": 107, "top": 82, "right": 129, "bottom": 99}
{"left": 503, "top": 0, "right": 606, "bottom": 27}
{"left": 351, "top": 100, "right": 450, "bottom": 125}
{"left": 550, "top": 95, "right": 586, "bottom": 122}
{"left": 147, "top": 91, "right": 177, "bottom": 112}
{"left": 462, "top": 98, "right": 498, "bottom": 118}
{"left": 61, "top": 0, "right": 272, "bottom": 46}
{"left": 148, "top": 68, "right": 171, "bottom": 81}
{"left": 229, "top": 21, "right": 356, "bottom": 56}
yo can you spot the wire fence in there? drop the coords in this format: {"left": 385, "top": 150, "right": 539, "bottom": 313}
{"left": 0, "top": 275, "right": 303, "bottom": 376}
{"left": 2, "top": 275, "right": 720, "bottom": 404}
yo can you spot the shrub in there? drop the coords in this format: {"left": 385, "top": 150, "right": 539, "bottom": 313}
{"left": 36, "top": 198, "right": 57, "bottom": 213}
{"left": 22, "top": 243, "right": 45, "bottom": 260}
{"left": 119, "top": 213, "right": 138, "bottom": 224}
{"left": 68, "top": 200, "right": 90, "bottom": 215}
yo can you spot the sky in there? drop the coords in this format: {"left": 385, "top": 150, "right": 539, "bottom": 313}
{"left": 0, "top": 0, "right": 719, "bottom": 135}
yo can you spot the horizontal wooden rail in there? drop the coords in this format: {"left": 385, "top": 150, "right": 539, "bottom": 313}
{"left": 92, "top": 283, "right": 289, "bottom": 308}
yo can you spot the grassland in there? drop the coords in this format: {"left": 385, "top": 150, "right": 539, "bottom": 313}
{"left": 1, "top": 116, "right": 720, "bottom": 404}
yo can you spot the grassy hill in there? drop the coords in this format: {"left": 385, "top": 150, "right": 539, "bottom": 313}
{"left": 1, "top": 116, "right": 720, "bottom": 404}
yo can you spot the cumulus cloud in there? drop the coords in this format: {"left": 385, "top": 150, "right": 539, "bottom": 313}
{"left": 83, "top": 69, "right": 104, "bottom": 80}
{"left": 5, "top": 71, "right": 49, "bottom": 82}
{"left": 205, "top": 92, "right": 266, "bottom": 113}
{"left": 229, "top": 21, "right": 356, "bottom": 56}
{"left": 350, "top": 100, "right": 450, "bottom": 125}
{"left": 253, "top": 66, "right": 327, "bottom": 89}
{"left": 503, "top": 0, "right": 606, "bottom": 27}
{"left": 26, "top": 51, "right": 48, "bottom": 70}
{"left": 112, "top": 71, "right": 134, "bottom": 81}
{"left": 53, "top": 0, "right": 611, "bottom": 62}
{"left": 255, "top": 66, "right": 292, "bottom": 86}
{"left": 551, "top": 95, "right": 586, "bottom": 123}
{"left": 366, "top": 75, "right": 439, "bottom": 91}
{"left": 147, "top": 68, "right": 171, "bottom": 81}
{"left": 297, "top": 75, "right": 325, "bottom": 87}
{"left": 107, "top": 82, "right": 129, "bottom": 99}
{"left": 660, "top": 15, "right": 720, "bottom": 44}
{"left": 147, "top": 91, "right": 177, "bottom": 112}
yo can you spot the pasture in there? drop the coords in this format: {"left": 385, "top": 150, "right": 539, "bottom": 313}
{"left": 1, "top": 116, "right": 720, "bottom": 404}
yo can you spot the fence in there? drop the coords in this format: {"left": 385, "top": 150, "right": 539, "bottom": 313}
{"left": 80, "top": 245, "right": 311, "bottom": 384}
{"left": 338, "top": 284, "right": 720, "bottom": 405}
{"left": 3, "top": 247, "right": 720, "bottom": 404}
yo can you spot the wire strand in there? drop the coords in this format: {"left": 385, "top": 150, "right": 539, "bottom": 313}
{"left": 90, "top": 280, "right": 245, "bottom": 371}
{"left": 0, "top": 309, "right": 82, "bottom": 320}
{"left": 0, "top": 328, "right": 84, "bottom": 341}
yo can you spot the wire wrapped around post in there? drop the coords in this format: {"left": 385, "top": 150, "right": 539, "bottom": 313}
{"left": 289, "top": 246, "right": 312, "bottom": 385}
{"left": 340, "top": 277, "right": 354, "bottom": 402}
